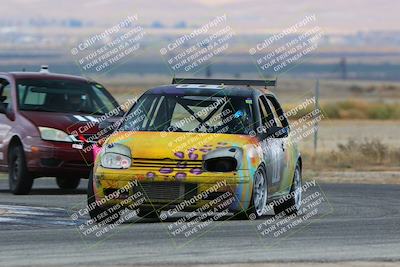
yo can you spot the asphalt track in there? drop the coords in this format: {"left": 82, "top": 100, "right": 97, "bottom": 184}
{"left": 0, "top": 176, "right": 399, "bottom": 266}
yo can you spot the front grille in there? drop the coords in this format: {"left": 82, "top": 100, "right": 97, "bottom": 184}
{"left": 103, "top": 188, "right": 130, "bottom": 199}
{"left": 40, "top": 158, "right": 62, "bottom": 167}
{"left": 132, "top": 158, "right": 202, "bottom": 170}
{"left": 133, "top": 182, "right": 197, "bottom": 202}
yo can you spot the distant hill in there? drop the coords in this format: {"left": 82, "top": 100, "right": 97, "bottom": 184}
{"left": 2, "top": 0, "right": 399, "bottom": 33}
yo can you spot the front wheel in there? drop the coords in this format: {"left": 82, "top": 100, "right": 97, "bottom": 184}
{"left": 56, "top": 176, "right": 81, "bottom": 189}
{"left": 234, "top": 167, "right": 267, "bottom": 220}
{"left": 87, "top": 171, "right": 120, "bottom": 224}
{"left": 8, "top": 144, "right": 33, "bottom": 195}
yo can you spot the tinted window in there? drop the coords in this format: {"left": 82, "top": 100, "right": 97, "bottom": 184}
{"left": 16, "top": 79, "right": 118, "bottom": 114}
{"left": 266, "top": 95, "right": 288, "bottom": 128}
{"left": 258, "top": 96, "right": 276, "bottom": 128}
{"left": 120, "top": 94, "right": 254, "bottom": 135}
{"left": 265, "top": 98, "right": 282, "bottom": 127}
{"left": 92, "top": 84, "right": 117, "bottom": 112}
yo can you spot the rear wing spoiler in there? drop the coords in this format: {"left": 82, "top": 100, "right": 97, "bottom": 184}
{"left": 172, "top": 77, "right": 276, "bottom": 87}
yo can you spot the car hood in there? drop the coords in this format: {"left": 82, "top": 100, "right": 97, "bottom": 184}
{"left": 20, "top": 111, "right": 101, "bottom": 135}
{"left": 106, "top": 131, "right": 259, "bottom": 160}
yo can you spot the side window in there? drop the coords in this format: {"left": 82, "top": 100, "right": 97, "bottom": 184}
{"left": 265, "top": 99, "right": 282, "bottom": 127}
{"left": 258, "top": 96, "right": 276, "bottom": 128}
{"left": 265, "top": 95, "right": 288, "bottom": 128}
{"left": 0, "top": 79, "right": 12, "bottom": 110}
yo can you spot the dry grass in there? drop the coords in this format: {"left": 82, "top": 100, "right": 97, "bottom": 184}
{"left": 322, "top": 100, "right": 400, "bottom": 120}
{"left": 284, "top": 100, "right": 400, "bottom": 120}
{"left": 302, "top": 138, "right": 400, "bottom": 171}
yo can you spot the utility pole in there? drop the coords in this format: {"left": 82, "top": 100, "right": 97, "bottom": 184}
{"left": 313, "top": 79, "right": 320, "bottom": 159}
{"left": 205, "top": 65, "right": 212, "bottom": 78}
{"left": 339, "top": 57, "right": 347, "bottom": 80}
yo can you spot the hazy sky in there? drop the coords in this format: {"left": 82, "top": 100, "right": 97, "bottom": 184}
{"left": 3, "top": 0, "right": 399, "bottom": 33}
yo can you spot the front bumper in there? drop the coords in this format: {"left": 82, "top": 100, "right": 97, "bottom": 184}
{"left": 23, "top": 137, "right": 92, "bottom": 178}
{"left": 93, "top": 166, "right": 253, "bottom": 212}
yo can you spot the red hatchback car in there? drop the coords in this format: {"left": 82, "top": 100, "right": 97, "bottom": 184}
{"left": 0, "top": 68, "right": 120, "bottom": 194}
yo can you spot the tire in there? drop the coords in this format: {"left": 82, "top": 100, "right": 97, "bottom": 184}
{"left": 8, "top": 144, "right": 33, "bottom": 195}
{"left": 87, "top": 170, "right": 120, "bottom": 224}
{"left": 234, "top": 167, "right": 267, "bottom": 220}
{"left": 273, "top": 162, "right": 302, "bottom": 215}
{"left": 56, "top": 176, "right": 81, "bottom": 189}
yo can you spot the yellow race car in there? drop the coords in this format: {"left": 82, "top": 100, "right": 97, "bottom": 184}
{"left": 87, "top": 78, "right": 302, "bottom": 222}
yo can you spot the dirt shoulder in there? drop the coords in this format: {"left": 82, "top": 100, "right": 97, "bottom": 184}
{"left": 305, "top": 170, "right": 400, "bottom": 184}
{"left": 55, "top": 261, "right": 400, "bottom": 267}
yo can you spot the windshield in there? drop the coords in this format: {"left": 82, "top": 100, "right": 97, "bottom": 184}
{"left": 17, "top": 79, "right": 118, "bottom": 115}
{"left": 119, "top": 94, "right": 254, "bottom": 135}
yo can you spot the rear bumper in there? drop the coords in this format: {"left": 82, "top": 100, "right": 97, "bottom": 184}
{"left": 23, "top": 137, "right": 92, "bottom": 178}
{"left": 93, "top": 166, "right": 253, "bottom": 212}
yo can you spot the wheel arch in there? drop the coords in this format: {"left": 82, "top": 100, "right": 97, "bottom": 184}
{"left": 297, "top": 155, "right": 302, "bottom": 172}
{"left": 258, "top": 162, "right": 269, "bottom": 182}
{"left": 7, "top": 135, "right": 23, "bottom": 160}
{"left": 246, "top": 162, "right": 268, "bottom": 208}
{"left": 257, "top": 161, "right": 272, "bottom": 196}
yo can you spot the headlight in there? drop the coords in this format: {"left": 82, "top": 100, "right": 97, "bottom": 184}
{"left": 101, "top": 153, "right": 131, "bottom": 169}
{"left": 204, "top": 157, "right": 237, "bottom": 172}
{"left": 203, "top": 146, "right": 243, "bottom": 172}
{"left": 38, "top": 127, "right": 72, "bottom": 142}
{"left": 100, "top": 143, "right": 132, "bottom": 169}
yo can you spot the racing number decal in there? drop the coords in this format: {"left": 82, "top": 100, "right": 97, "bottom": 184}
{"left": 261, "top": 139, "right": 281, "bottom": 184}
{"left": 270, "top": 141, "right": 281, "bottom": 183}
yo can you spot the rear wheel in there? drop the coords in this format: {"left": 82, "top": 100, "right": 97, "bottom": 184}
{"left": 56, "top": 176, "right": 80, "bottom": 189}
{"left": 273, "top": 162, "right": 302, "bottom": 215}
{"left": 87, "top": 171, "right": 120, "bottom": 224}
{"left": 8, "top": 144, "right": 33, "bottom": 195}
